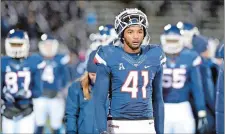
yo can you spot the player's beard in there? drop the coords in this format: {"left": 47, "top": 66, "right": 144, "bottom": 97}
{"left": 124, "top": 37, "right": 142, "bottom": 51}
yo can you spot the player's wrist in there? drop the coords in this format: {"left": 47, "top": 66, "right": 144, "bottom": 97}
{"left": 198, "top": 110, "right": 207, "bottom": 118}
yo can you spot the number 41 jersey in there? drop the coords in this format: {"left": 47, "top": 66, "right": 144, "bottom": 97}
{"left": 94, "top": 44, "right": 166, "bottom": 119}
{"left": 1, "top": 54, "right": 45, "bottom": 106}
{"left": 162, "top": 48, "right": 205, "bottom": 111}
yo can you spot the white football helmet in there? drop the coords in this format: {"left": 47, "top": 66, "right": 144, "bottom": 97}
{"left": 114, "top": 8, "right": 151, "bottom": 44}
{"left": 38, "top": 34, "right": 59, "bottom": 57}
{"left": 5, "top": 29, "right": 30, "bottom": 58}
{"left": 161, "top": 24, "right": 184, "bottom": 54}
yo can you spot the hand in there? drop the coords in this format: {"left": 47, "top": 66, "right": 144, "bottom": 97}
{"left": 197, "top": 110, "right": 208, "bottom": 134}
{"left": 15, "top": 89, "right": 32, "bottom": 99}
{"left": 4, "top": 91, "right": 15, "bottom": 103}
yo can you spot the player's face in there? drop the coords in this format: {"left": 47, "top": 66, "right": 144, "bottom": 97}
{"left": 123, "top": 25, "right": 144, "bottom": 51}
{"left": 89, "top": 72, "right": 96, "bottom": 84}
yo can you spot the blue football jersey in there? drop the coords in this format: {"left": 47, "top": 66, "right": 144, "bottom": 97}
{"left": 94, "top": 44, "right": 166, "bottom": 133}
{"left": 41, "top": 54, "right": 70, "bottom": 91}
{"left": 1, "top": 54, "right": 45, "bottom": 106}
{"left": 95, "top": 44, "right": 166, "bottom": 118}
{"left": 162, "top": 48, "right": 206, "bottom": 111}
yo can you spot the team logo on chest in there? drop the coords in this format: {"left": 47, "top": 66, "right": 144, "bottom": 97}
{"left": 119, "top": 63, "right": 125, "bottom": 70}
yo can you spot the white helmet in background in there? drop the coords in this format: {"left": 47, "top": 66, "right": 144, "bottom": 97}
{"left": 160, "top": 24, "right": 184, "bottom": 54}
{"left": 38, "top": 34, "right": 59, "bottom": 57}
{"left": 5, "top": 29, "right": 30, "bottom": 58}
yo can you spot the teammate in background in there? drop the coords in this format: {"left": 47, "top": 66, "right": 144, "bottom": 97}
{"left": 33, "top": 34, "right": 70, "bottom": 134}
{"left": 215, "top": 44, "right": 224, "bottom": 134}
{"left": 94, "top": 8, "right": 166, "bottom": 134}
{"left": 98, "top": 24, "right": 119, "bottom": 46}
{"left": 160, "top": 24, "right": 208, "bottom": 134}
{"left": 177, "top": 21, "right": 216, "bottom": 133}
{"left": 65, "top": 50, "right": 98, "bottom": 134}
{"left": 1, "top": 29, "right": 45, "bottom": 133}
{"left": 89, "top": 24, "right": 119, "bottom": 52}
{"left": 67, "top": 50, "right": 87, "bottom": 82}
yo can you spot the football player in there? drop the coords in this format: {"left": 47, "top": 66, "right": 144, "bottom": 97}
{"left": 1, "top": 29, "right": 45, "bottom": 133}
{"left": 160, "top": 24, "right": 208, "bottom": 134}
{"left": 93, "top": 8, "right": 166, "bottom": 134}
{"left": 177, "top": 22, "right": 216, "bottom": 133}
{"left": 89, "top": 24, "right": 119, "bottom": 52}
{"left": 33, "top": 34, "right": 70, "bottom": 134}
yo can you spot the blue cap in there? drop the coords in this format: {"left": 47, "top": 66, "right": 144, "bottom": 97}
{"left": 87, "top": 50, "right": 98, "bottom": 73}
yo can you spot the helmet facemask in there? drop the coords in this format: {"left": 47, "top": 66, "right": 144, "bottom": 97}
{"left": 161, "top": 34, "right": 184, "bottom": 54}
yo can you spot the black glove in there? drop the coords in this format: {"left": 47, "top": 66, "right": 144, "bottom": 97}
{"left": 197, "top": 111, "right": 208, "bottom": 134}
{"left": 4, "top": 91, "right": 15, "bottom": 103}
{"left": 15, "top": 89, "right": 32, "bottom": 99}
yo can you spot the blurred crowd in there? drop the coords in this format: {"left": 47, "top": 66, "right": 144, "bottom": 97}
{"left": 1, "top": 1, "right": 223, "bottom": 55}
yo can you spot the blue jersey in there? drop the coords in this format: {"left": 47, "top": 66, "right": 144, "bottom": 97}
{"left": 192, "top": 35, "right": 215, "bottom": 111}
{"left": 162, "top": 48, "right": 206, "bottom": 111}
{"left": 216, "top": 61, "right": 224, "bottom": 133}
{"left": 94, "top": 44, "right": 166, "bottom": 133}
{"left": 41, "top": 54, "right": 70, "bottom": 91}
{"left": 1, "top": 54, "right": 45, "bottom": 107}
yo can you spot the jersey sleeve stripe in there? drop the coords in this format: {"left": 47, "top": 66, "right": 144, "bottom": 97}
{"left": 160, "top": 57, "right": 167, "bottom": 65}
{"left": 192, "top": 56, "right": 202, "bottom": 66}
{"left": 94, "top": 53, "right": 107, "bottom": 66}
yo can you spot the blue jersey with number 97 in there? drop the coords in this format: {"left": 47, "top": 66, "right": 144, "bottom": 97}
{"left": 162, "top": 48, "right": 206, "bottom": 111}
{"left": 1, "top": 54, "right": 45, "bottom": 107}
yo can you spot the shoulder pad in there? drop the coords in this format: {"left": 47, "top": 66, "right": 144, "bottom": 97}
{"left": 183, "top": 49, "right": 202, "bottom": 67}
{"left": 1, "top": 56, "right": 11, "bottom": 67}
{"left": 29, "top": 54, "right": 46, "bottom": 69}
{"left": 146, "top": 44, "right": 166, "bottom": 66}
{"left": 94, "top": 45, "right": 115, "bottom": 66}
{"left": 69, "top": 80, "right": 82, "bottom": 95}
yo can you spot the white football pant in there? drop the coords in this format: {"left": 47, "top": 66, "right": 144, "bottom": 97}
{"left": 33, "top": 96, "right": 65, "bottom": 129}
{"left": 2, "top": 112, "right": 35, "bottom": 133}
{"left": 107, "top": 119, "right": 156, "bottom": 133}
{"left": 164, "top": 101, "right": 196, "bottom": 134}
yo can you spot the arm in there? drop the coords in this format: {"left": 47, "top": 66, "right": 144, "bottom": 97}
{"left": 152, "top": 66, "right": 164, "bottom": 134}
{"left": 31, "top": 68, "right": 43, "bottom": 98}
{"left": 65, "top": 83, "right": 80, "bottom": 134}
{"left": 190, "top": 65, "right": 206, "bottom": 112}
{"left": 200, "top": 64, "right": 215, "bottom": 112}
{"left": 93, "top": 64, "right": 110, "bottom": 133}
{"left": 61, "top": 65, "right": 71, "bottom": 88}
{"left": 31, "top": 60, "right": 46, "bottom": 98}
